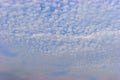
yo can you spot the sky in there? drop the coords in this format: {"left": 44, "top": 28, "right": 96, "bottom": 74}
{"left": 0, "top": 0, "right": 120, "bottom": 80}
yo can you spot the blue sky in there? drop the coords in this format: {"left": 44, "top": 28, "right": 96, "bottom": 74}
{"left": 0, "top": 0, "right": 120, "bottom": 80}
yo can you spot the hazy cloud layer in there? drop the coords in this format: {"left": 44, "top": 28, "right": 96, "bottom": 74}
{"left": 0, "top": 0, "right": 120, "bottom": 80}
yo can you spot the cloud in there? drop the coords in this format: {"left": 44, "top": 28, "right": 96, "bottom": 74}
{"left": 0, "top": 0, "right": 120, "bottom": 80}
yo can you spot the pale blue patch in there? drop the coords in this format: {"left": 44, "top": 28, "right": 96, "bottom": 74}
{"left": 0, "top": 45, "right": 16, "bottom": 57}
{"left": 50, "top": 71, "right": 67, "bottom": 76}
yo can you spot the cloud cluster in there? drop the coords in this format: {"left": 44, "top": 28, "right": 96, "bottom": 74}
{"left": 0, "top": 0, "right": 120, "bottom": 80}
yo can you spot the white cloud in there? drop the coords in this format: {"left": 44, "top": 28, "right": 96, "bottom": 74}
{"left": 0, "top": 0, "right": 120, "bottom": 79}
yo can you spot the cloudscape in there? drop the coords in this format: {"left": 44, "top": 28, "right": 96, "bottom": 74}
{"left": 0, "top": 0, "right": 120, "bottom": 80}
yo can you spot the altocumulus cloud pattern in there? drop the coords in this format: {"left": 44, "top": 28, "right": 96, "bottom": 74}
{"left": 0, "top": 0, "right": 120, "bottom": 80}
